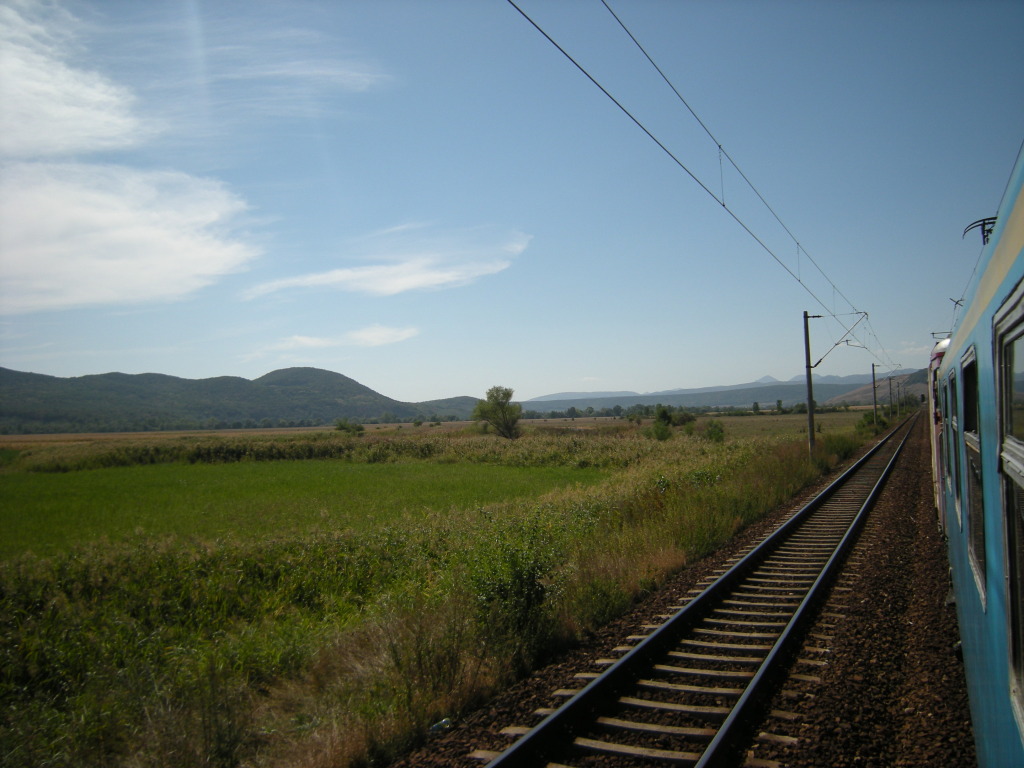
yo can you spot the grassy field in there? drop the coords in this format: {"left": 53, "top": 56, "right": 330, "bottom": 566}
{"left": 0, "top": 413, "right": 882, "bottom": 768}
{"left": 0, "top": 461, "right": 608, "bottom": 558}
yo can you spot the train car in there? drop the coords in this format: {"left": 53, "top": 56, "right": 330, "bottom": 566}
{"left": 933, "top": 142, "right": 1024, "bottom": 767}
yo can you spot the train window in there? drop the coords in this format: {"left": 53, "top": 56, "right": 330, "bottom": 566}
{"left": 963, "top": 353, "right": 979, "bottom": 433}
{"left": 1005, "top": 332, "right": 1024, "bottom": 726}
{"left": 949, "top": 371, "right": 963, "bottom": 528}
{"left": 1008, "top": 480, "right": 1024, "bottom": 730}
{"left": 996, "top": 281, "right": 1024, "bottom": 733}
{"left": 962, "top": 352, "right": 986, "bottom": 600}
{"left": 942, "top": 382, "right": 954, "bottom": 498}
{"left": 1012, "top": 334, "right": 1024, "bottom": 441}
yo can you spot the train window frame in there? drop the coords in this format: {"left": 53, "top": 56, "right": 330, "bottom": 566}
{"left": 961, "top": 348, "right": 987, "bottom": 604}
{"left": 995, "top": 278, "right": 1024, "bottom": 738}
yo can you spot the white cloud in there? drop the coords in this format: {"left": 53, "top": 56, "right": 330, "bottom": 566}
{"left": 0, "top": 1, "right": 147, "bottom": 159}
{"left": 271, "top": 326, "right": 418, "bottom": 349}
{"left": 244, "top": 257, "right": 510, "bottom": 298}
{"left": 216, "top": 58, "right": 388, "bottom": 93}
{"left": 0, "top": 2, "right": 264, "bottom": 315}
{"left": 152, "top": 14, "right": 392, "bottom": 128}
{"left": 249, "top": 326, "right": 419, "bottom": 361}
{"left": 244, "top": 226, "right": 530, "bottom": 299}
{"left": 344, "top": 324, "right": 419, "bottom": 347}
{"left": 269, "top": 335, "right": 341, "bottom": 351}
{"left": 0, "top": 162, "right": 258, "bottom": 314}
{"left": 0, "top": 3, "right": 510, "bottom": 320}
{"left": 895, "top": 342, "right": 936, "bottom": 363}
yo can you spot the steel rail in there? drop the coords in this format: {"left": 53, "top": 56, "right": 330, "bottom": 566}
{"left": 486, "top": 416, "right": 917, "bottom": 768}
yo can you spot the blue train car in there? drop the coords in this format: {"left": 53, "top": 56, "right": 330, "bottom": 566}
{"left": 933, "top": 143, "right": 1024, "bottom": 767}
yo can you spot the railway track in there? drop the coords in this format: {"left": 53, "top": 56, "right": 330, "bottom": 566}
{"left": 475, "top": 417, "right": 917, "bottom": 768}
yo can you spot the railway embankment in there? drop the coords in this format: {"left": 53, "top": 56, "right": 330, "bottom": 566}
{"left": 390, "top": 419, "right": 976, "bottom": 767}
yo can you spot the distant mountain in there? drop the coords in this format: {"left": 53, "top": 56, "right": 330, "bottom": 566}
{"left": 0, "top": 367, "right": 477, "bottom": 434}
{"left": 526, "top": 390, "right": 639, "bottom": 402}
{"left": 786, "top": 373, "right": 875, "bottom": 386}
{"left": 523, "top": 383, "right": 857, "bottom": 413}
{"left": 527, "top": 374, "right": 872, "bottom": 405}
{"left": 522, "top": 371, "right": 925, "bottom": 413}
{"left": 653, "top": 379, "right": 791, "bottom": 397}
{"left": 822, "top": 368, "right": 929, "bottom": 406}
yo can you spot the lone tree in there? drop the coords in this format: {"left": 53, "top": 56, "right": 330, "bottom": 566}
{"left": 473, "top": 385, "right": 522, "bottom": 439}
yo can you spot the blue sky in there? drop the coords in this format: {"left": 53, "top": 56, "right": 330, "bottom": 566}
{"left": 1, "top": 0, "right": 1021, "bottom": 403}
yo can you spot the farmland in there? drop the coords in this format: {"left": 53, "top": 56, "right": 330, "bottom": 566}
{"left": 0, "top": 412, "right": 875, "bottom": 767}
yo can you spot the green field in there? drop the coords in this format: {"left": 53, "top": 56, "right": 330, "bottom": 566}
{"left": 0, "top": 461, "right": 606, "bottom": 558}
{"left": 0, "top": 414, "right": 884, "bottom": 768}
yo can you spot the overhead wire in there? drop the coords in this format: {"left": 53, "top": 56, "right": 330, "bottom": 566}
{"left": 504, "top": 2, "right": 812, "bottom": 298}
{"left": 506, "top": 0, "right": 897, "bottom": 370}
{"left": 599, "top": 0, "right": 863, "bottom": 321}
{"left": 601, "top": 0, "right": 899, "bottom": 372}
{"left": 600, "top": 0, "right": 899, "bottom": 369}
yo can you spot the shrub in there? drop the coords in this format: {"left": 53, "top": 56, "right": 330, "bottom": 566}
{"left": 703, "top": 420, "right": 725, "bottom": 443}
{"left": 654, "top": 405, "right": 672, "bottom": 426}
{"left": 463, "top": 517, "right": 564, "bottom": 673}
{"left": 645, "top": 421, "right": 673, "bottom": 441}
{"left": 335, "top": 418, "right": 365, "bottom": 435}
{"left": 817, "top": 432, "right": 860, "bottom": 466}
{"left": 855, "top": 412, "right": 887, "bottom": 435}
{"left": 671, "top": 411, "right": 696, "bottom": 426}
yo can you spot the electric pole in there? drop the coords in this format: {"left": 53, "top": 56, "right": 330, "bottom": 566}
{"left": 871, "top": 364, "right": 878, "bottom": 427}
{"left": 803, "top": 311, "right": 820, "bottom": 456}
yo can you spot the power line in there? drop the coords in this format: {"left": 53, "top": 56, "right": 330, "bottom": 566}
{"left": 600, "top": 0, "right": 895, "bottom": 368}
{"left": 505, "top": 1, "right": 721, "bottom": 206}
{"left": 506, "top": 0, "right": 893, "bottom": 368}
{"left": 504, "top": 2, "right": 803, "bottom": 282}
{"left": 600, "top": 0, "right": 864, "bottom": 323}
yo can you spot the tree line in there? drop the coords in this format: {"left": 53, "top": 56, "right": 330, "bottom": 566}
{"left": 519, "top": 400, "right": 857, "bottom": 422}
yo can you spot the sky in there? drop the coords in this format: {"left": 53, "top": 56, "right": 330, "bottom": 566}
{"left": 1, "top": 0, "right": 1022, "bottom": 403}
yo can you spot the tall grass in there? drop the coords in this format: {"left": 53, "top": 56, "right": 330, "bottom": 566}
{"left": 1, "top": 425, "right": 659, "bottom": 474}
{"left": 0, "top": 422, "right": 867, "bottom": 767}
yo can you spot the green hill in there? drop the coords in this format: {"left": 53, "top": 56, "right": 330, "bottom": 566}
{"left": 0, "top": 367, "right": 477, "bottom": 434}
